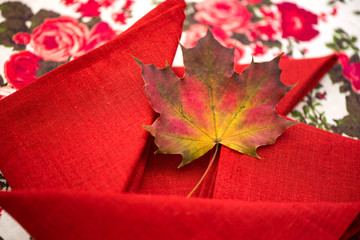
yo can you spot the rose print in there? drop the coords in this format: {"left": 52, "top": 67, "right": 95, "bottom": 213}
{"left": 4, "top": 51, "right": 41, "bottom": 89}
{"left": 29, "top": 17, "right": 89, "bottom": 62}
{"left": 61, "top": 0, "right": 116, "bottom": 17}
{"left": 12, "top": 32, "right": 31, "bottom": 45}
{"left": 338, "top": 53, "right": 360, "bottom": 94}
{"left": 194, "top": 0, "right": 251, "bottom": 33}
{"left": 60, "top": 0, "right": 132, "bottom": 24}
{"left": 343, "top": 63, "right": 360, "bottom": 93}
{"left": 77, "top": 0, "right": 102, "bottom": 17}
{"left": 277, "top": 2, "right": 319, "bottom": 41}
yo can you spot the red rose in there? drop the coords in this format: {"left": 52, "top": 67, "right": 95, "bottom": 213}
{"left": 75, "top": 22, "right": 117, "bottom": 57}
{"left": 277, "top": 2, "right": 319, "bottom": 41}
{"left": 343, "top": 62, "right": 360, "bottom": 94}
{"left": 338, "top": 53, "right": 360, "bottom": 93}
{"left": 4, "top": 51, "right": 41, "bottom": 89}
{"left": 194, "top": 0, "right": 251, "bottom": 33}
{"left": 30, "top": 17, "right": 89, "bottom": 62}
{"left": 12, "top": 32, "right": 31, "bottom": 45}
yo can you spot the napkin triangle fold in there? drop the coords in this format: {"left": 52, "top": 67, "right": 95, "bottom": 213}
{"left": 0, "top": 0, "right": 185, "bottom": 192}
{"left": 0, "top": 0, "right": 359, "bottom": 239}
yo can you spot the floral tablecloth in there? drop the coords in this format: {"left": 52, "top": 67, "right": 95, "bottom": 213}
{"left": 0, "top": 0, "right": 359, "bottom": 238}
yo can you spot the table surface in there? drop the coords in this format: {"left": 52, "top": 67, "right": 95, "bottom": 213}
{"left": 0, "top": 0, "right": 359, "bottom": 239}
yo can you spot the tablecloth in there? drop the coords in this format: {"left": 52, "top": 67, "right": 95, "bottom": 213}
{"left": 0, "top": 0, "right": 359, "bottom": 239}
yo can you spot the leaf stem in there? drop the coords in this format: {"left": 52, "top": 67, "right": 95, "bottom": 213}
{"left": 187, "top": 143, "right": 219, "bottom": 198}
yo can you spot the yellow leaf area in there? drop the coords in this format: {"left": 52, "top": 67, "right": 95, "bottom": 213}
{"left": 137, "top": 30, "right": 296, "bottom": 167}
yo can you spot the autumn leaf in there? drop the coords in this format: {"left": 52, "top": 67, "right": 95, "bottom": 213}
{"left": 136, "top": 30, "right": 296, "bottom": 168}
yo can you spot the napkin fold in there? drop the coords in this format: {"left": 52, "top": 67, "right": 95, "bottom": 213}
{"left": 0, "top": 191, "right": 358, "bottom": 240}
{"left": 0, "top": 0, "right": 359, "bottom": 239}
{"left": 0, "top": 0, "right": 185, "bottom": 192}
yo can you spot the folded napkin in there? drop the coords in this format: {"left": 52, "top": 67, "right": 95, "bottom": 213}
{"left": 0, "top": 0, "right": 185, "bottom": 192}
{"left": 0, "top": 191, "right": 358, "bottom": 240}
{"left": 0, "top": 0, "right": 358, "bottom": 239}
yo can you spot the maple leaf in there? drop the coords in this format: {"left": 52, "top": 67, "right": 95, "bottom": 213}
{"left": 136, "top": 30, "right": 296, "bottom": 168}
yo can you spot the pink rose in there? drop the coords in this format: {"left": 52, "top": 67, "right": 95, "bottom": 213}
{"left": 343, "top": 63, "right": 360, "bottom": 93}
{"left": 183, "top": 24, "right": 230, "bottom": 48}
{"left": 75, "top": 22, "right": 117, "bottom": 57}
{"left": 194, "top": 0, "right": 251, "bottom": 33}
{"left": 277, "top": 2, "right": 319, "bottom": 41}
{"left": 30, "top": 17, "right": 89, "bottom": 62}
{"left": 4, "top": 51, "right": 41, "bottom": 89}
{"left": 338, "top": 53, "right": 360, "bottom": 93}
{"left": 12, "top": 32, "right": 31, "bottom": 45}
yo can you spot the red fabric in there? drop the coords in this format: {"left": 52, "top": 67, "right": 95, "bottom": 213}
{"left": 0, "top": 191, "right": 358, "bottom": 240}
{"left": 0, "top": 0, "right": 185, "bottom": 192}
{"left": 214, "top": 123, "right": 360, "bottom": 202}
{"left": 0, "top": 0, "right": 359, "bottom": 239}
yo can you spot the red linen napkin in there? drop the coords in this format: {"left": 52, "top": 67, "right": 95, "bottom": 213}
{"left": 0, "top": 0, "right": 185, "bottom": 192}
{"left": 0, "top": 0, "right": 359, "bottom": 239}
{"left": 0, "top": 191, "right": 358, "bottom": 240}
